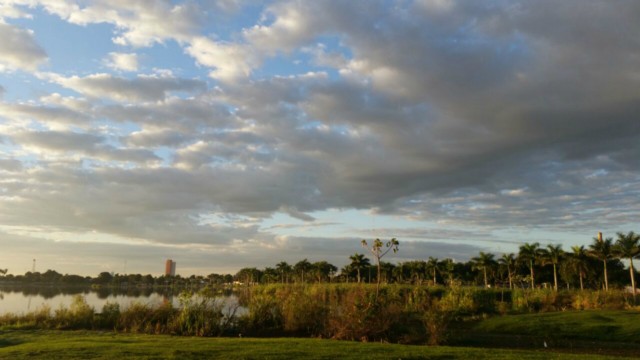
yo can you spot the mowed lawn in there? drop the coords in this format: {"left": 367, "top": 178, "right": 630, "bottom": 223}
{"left": 473, "top": 310, "right": 640, "bottom": 343}
{"left": 449, "top": 310, "right": 640, "bottom": 357}
{"left": 0, "top": 330, "right": 628, "bottom": 360}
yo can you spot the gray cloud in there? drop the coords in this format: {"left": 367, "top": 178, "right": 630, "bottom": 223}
{"left": 45, "top": 73, "right": 207, "bottom": 102}
{"left": 0, "top": 22, "right": 47, "bottom": 71}
{"left": 13, "top": 130, "right": 159, "bottom": 164}
{"left": 0, "top": 158, "right": 22, "bottom": 172}
{"left": 1, "top": 0, "right": 639, "bottom": 274}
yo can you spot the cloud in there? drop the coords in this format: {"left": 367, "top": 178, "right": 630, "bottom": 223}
{"left": 13, "top": 130, "right": 160, "bottom": 164}
{"left": 0, "top": 101, "right": 92, "bottom": 127}
{"left": 0, "top": 158, "right": 22, "bottom": 172}
{"left": 1, "top": 0, "right": 640, "bottom": 274}
{"left": 185, "top": 37, "right": 259, "bottom": 81}
{"left": 34, "top": 0, "right": 204, "bottom": 47}
{"left": 42, "top": 73, "right": 207, "bottom": 102}
{"left": 105, "top": 52, "right": 139, "bottom": 72}
{"left": 0, "top": 22, "right": 47, "bottom": 72}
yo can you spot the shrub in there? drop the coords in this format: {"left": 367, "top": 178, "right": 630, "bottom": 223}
{"left": 279, "top": 285, "right": 328, "bottom": 335}
{"left": 54, "top": 295, "right": 95, "bottom": 329}
{"left": 172, "top": 291, "right": 225, "bottom": 336}
{"left": 99, "top": 302, "right": 120, "bottom": 329}
{"left": 325, "top": 285, "right": 403, "bottom": 341}
{"left": 439, "top": 286, "right": 475, "bottom": 315}
{"left": 421, "top": 299, "right": 452, "bottom": 346}
{"left": 239, "top": 292, "right": 283, "bottom": 335}
{"left": 117, "top": 301, "right": 172, "bottom": 334}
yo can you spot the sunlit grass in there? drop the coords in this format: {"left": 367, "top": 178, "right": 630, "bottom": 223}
{"left": 0, "top": 330, "right": 623, "bottom": 360}
{"left": 473, "top": 310, "right": 640, "bottom": 343}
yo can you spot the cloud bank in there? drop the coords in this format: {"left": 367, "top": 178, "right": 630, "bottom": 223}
{"left": 0, "top": 0, "right": 639, "bottom": 275}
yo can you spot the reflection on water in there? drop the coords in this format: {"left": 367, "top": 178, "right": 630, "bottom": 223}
{"left": 0, "top": 285, "right": 238, "bottom": 315}
{"left": 0, "top": 285, "right": 163, "bottom": 300}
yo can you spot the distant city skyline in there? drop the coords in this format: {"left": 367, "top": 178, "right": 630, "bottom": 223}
{"left": 1, "top": 1, "right": 639, "bottom": 276}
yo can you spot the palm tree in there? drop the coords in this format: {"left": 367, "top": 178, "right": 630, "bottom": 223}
{"left": 569, "top": 245, "right": 589, "bottom": 291}
{"left": 518, "top": 242, "right": 542, "bottom": 289}
{"left": 348, "top": 253, "right": 370, "bottom": 283}
{"left": 471, "top": 252, "right": 497, "bottom": 288}
{"left": 588, "top": 235, "right": 614, "bottom": 291}
{"left": 310, "top": 261, "right": 337, "bottom": 283}
{"left": 542, "top": 244, "right": 564, "bottom": 291}
{"left": 499, "top": 253, "right": 516, "bottom": 289}
{"left": 294, "top": 259, "right": 312, "bottom": 283}
{"left": 276, "top": 261, "right": 292, "bottom": 283}
{"left": 426, "top": 257, "right": 439, "bottom": 285}
{"left": 614, "top": 231, "right": 640, "bottom": 296}
{"left": 439, "top": 258, "right": 455, "bottom": 285}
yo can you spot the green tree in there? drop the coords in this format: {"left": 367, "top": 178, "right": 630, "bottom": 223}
{"left": 348, "top": 253, "right": 370, "bottom": 283}
{"left": 276, "top": 261, "right": 292, "bottom": 283}
{"left": 234, "top": 267, "right": 261, "bottom": 285}
{"left": 311, "top": 261, "right": 337, "bottom": 282}
{"left": 589, "top": 236, "right": 614, "bottom": 291}
{"left": 569, "top": 245, "right": 590, "bottom": 291}
{"left": 294, "top": 259, "right": 312, "bottom": 283}
{"left": 614, "top": 231, "right": 640, "bottom": 296}
{"left": 96, "top": 271, "right": 113, "bottom": 285}
{"left": 407, "top": 260, "right": 427, "bottom": 284}
{"left": 361, "top": 238, "right": 399, "bottom": 296}
{"left": 439, "top": 258, "right": 456, "bottom": 285}
{"left": 426, "top": 257, "right": 439, "bottom": 285}
{"left": 518, "top": 242, "right": 542, "bottom": 289}
{"left": 542, "top": 244, "right": 564, "bottom": 291}
{"left": 471, "top": 252, "right": 496, "bottom": 288}
{"left": 262, "top": 267, "right": 279, "bottom": 284}
{"left": 498, "top": 253, "right": 516, "bottom": 289}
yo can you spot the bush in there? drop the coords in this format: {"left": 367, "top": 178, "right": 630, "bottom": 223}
{"left": 172, "top": 291, "right": 225, "bottom": 336}
{"left": 325, "top": 285, "right": 404, "bottom": 341}
{"left": 279, "top": 285, "right": 328, "bottom": 335}
{"left": 99, "top": 302, "right": 120, "bottom": 329}
{"left": 117, "top": 301, "right": 174, "bottom": 334}
{"left": 421, "top": 299, "right": 452, "bottom": 346}
{"left": 239, "top": 292, "right": 283, "bottom": 335}
{"left": 54, "top": 295, "right": 95, "bottom": 329}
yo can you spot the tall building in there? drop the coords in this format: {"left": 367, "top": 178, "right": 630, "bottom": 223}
{"left": 165, "top": 259, "right": 176, "bottom": 276}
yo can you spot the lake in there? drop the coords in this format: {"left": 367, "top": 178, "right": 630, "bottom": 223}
{"left": 0, "top": 286, "right": 241, "bottom": 315}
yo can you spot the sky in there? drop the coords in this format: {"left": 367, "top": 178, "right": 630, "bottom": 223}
{"left": 0, "top": 0, "right": 639, "bottom": 277}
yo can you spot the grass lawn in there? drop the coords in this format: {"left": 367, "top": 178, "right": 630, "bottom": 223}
{"left": 472, "top": 310, "right": 640, "bottom": 343}
{"left": 450, "top": 310, "right": 640, "bottom": 357}
{"left": 0, "top": 330, "right": 627, "bottom": 360}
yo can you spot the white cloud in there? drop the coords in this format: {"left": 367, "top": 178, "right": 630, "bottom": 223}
{"left": 0, "top": 22, "right": 47, "bottom": 72}
{"left": 186, "top": 37, "right": 259, "bottom": 82}
{"left": 105, "top": 52, "right": 139, "bottom": 72}
{"left": 36, "top": 0, "right": 204, "bottom": 47}
{"left": 0, "top": 2, "right": 33, "bottom": 20}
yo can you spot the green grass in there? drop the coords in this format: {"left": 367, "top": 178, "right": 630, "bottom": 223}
{"left": 448, "top": 310, "right": 640, "bottom": 357}
{"left": 472, "top": 310, "right": 640, "bottom": 343}
{"left": 0, "top": 330, "right": 624, "bottom": 360}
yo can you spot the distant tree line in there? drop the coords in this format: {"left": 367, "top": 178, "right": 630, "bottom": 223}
{"left": 1, "top": 232, "right": 638, "bottom": 292}
{"left": 0, "top": 270, "right": 234, "bottom": 289}
{"left": 234, "top": 232, "right": 640, "bottom": 293}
